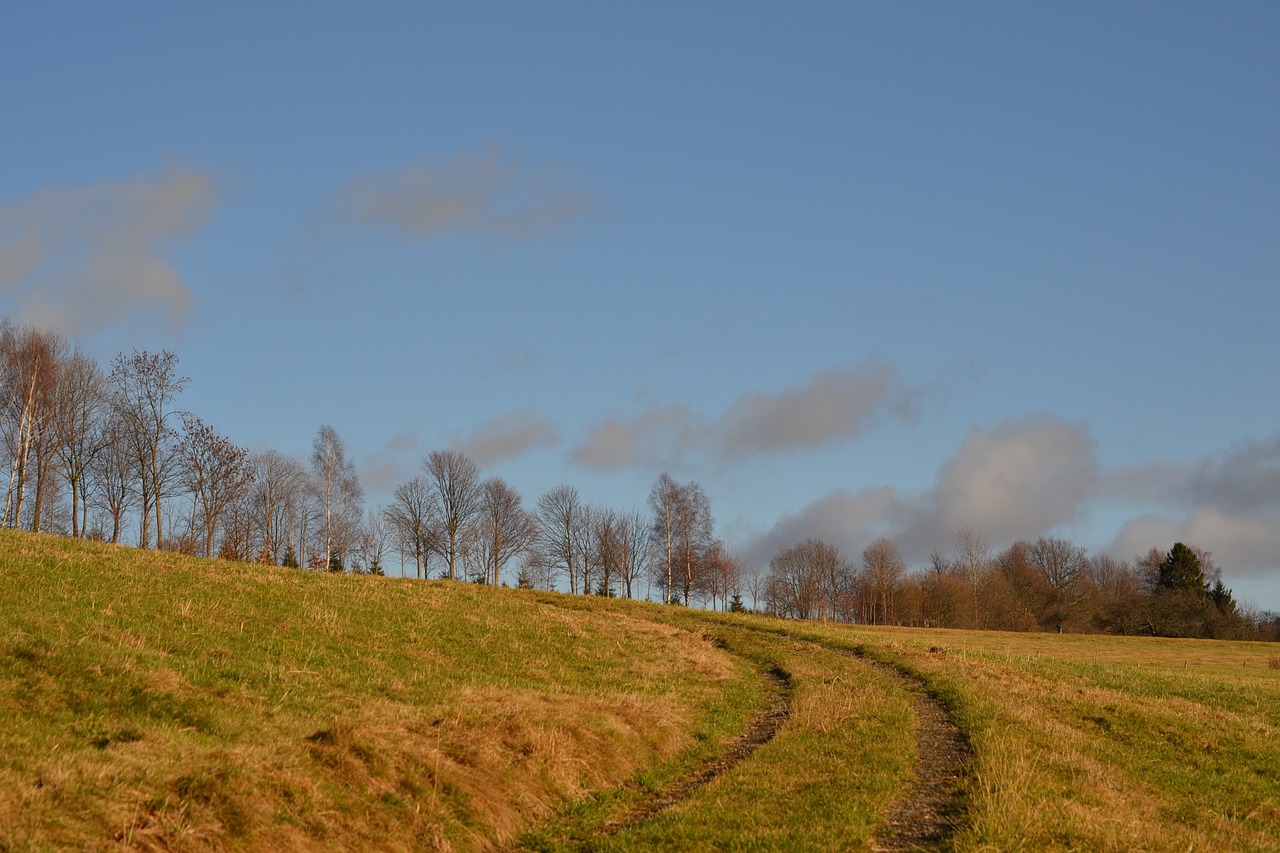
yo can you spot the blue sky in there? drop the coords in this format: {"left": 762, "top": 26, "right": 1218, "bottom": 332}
{"left": 4, "top": 2, "right": 1279, "bottom": 607}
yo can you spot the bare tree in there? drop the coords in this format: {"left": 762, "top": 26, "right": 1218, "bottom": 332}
{"left": 250, "top": 449, "right": 308, "bottom": 565}
{"left": 422, "top": 449, "right": 480, "bottom": 581}
{"left": 767, "top": 539, "right": 852, "bottom": 620}
{"left": 88, "top": 411, "right": 135, "bottom": 544}
{"left": 535, "top": 484, "right": 583, "bottom": 593}
{"left": 611, "top": 507, "right": 651, "bottom": 600}
{"left": 572, "top": 503, "right": 598, "bottom": 595}
{"left": 178, "top": 414, "right": 255, "bottom": 558}
{"left": 648, "top": 473, "right": 681, "bottom": 603}
{"left": 109, "top": 350, "right": 188, "bottom": 549}
{"left": 385, "top": 475, "right": 433, "bottom": 579}
{"left": 353, "top": 507, "right": 389, "bottom": 575}
{"left": 311, "top": 425, "right": 363, "bottom": 572}
{"left": 861, "top": 537, "right": 906, "bottom": 625}
{"left": 1, "top": 325, "right": 65, "bottom": 531}
{"left": 672, "top": 480, "right": 713, "bottom": 606}
{"left": 472, "top": 476, "right": 535, "bottom": 586}
{"left": 51, "top": 348, "right": 108, "bottom": 538}
{"left": 1028, "top": 536, "right": 1091, "bottom": 632}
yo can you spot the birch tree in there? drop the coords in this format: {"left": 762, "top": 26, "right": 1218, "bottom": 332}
{"left": 311, "top": 425, "right": 363, "bottom": 572}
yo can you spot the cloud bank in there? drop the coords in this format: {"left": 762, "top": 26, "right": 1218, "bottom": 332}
{"left": 326, "top": 149, "right": 593, "bottom": 242}
{"left": 744, "top": 416, "right": 1280, "bottom": 584}
{"left": 0, "top": 169, "right": 218, "bottom": 336}
{"left": 573, "top": 362, "right": 921, "bottom": 471}
{"left": 1106, "top": 433, "right": 1280, "bottom": 577}
{"left": 745, "top": 415, "right": 1098, "bottom": 567}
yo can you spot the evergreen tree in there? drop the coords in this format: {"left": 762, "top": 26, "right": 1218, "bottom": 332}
{"left": 1157, "top": 543, "right": 1206, "bottom": 595}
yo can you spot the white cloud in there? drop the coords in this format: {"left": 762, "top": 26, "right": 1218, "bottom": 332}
{"left": 325, "top": 148, "right": 593, "bottom": 242}
{"left": 0, "top": 169, "right": 217, "bottom": 336}
{"left": 743, "top": 415, "right": 1098, "bottom": 567}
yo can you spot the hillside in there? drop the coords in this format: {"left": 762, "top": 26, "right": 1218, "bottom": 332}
{"left": 3, "top": 531, "right": 1280, "bottom": 851}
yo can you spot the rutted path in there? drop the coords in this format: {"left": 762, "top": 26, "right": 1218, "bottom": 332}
{"left": 858, "top": 653, "right": 970, "bottom": 851}
{"left": 602, "top": 665, "right": 792, "bottom": 834}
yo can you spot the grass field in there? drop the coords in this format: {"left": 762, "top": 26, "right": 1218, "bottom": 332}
{"left": 2, "top": 530, "right": 1279, "bottom": 850}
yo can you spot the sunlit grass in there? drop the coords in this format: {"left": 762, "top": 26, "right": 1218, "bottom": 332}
{"left": 0, "top": 531, "right": 750, "bottom": 849}
{"left": 800, "top": 622, "right": 1280, "bottom": 852}
{"left": 4, "top": 530, "right": 1278, "bottom": 850}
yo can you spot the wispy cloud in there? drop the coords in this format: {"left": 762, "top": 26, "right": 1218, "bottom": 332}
{"left": 572, "top": 362, "right": 922, "bottom": 471}
{"left": 361, "top": 430, "right": 423, "bottom": 495}
{"left": 323, "top": 148, "right": 593, "bottom": 242}
{"left": 0, "top": 168, "right": 218, "bottom": 336}
{"left": 450, "top": 410, "right": 559, "bottom": 468}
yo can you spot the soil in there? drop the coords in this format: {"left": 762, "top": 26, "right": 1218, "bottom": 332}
{"left": 863, "top": 656, "right": 970, "bottom": 851}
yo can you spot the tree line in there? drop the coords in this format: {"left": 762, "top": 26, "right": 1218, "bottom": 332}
{"left": 3, "top": 320, "right": 1276, "bottom": 642}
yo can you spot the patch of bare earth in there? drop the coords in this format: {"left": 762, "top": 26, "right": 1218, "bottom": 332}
{"left": 864, "top": 654, "right": 969, "bottom": 852}
{"left": 601, "top": 666, "right": 792, "bottom": 834}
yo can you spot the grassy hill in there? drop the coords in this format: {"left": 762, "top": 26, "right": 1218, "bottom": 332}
{"left": 2, "top": 530, "right": 1279, "bottom": 851}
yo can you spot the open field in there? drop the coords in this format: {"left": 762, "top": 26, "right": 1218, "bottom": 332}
{"left": 2, "top": 530, "right": 1279, "bottom": 850}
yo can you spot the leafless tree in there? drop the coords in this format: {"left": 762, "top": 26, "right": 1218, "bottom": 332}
{"left": 767, "top": 538, "right": 852, "bottom": 620}
{"left": 648, "top": 473, "right": 681, "bottom": 603}
{"left": 51, "top": 348, "right": 108, "bottom": 538}
{"left": 422, "top": 449, "right": 481, "bottom": 581}
{"left": 471, "top": 476, "right": 535, "bottom": 586}
{"left": 535, "top": 484, "right": 584, "bottom": 593}
{"left": 353, "top": 507, "right": 389, "bottom": 575}
{"left": 672, "top": 480, "right": 713, "bottom": 606}
{"left": 611, "top": 507, "right": 652, "bottom": 600}
{"left": 311, "top": 425, "right": 363, "bottom": 572}
{"left": 1, "top": 325, "right": 65, "bottom": 531}
{"left": 108, "top": 350, "right": 188, "bottom": 549}
{"left": 1028, "top": 536, "right": 1091, "bottom": 632}
{"left": 178, "top": 414, "right": 255, "bottom": 558}
{"left": 250, "top": 449, "right": 308, "bottom": 565}
{"left": 385, "top": 475, "right": 433, "bottom": 579}
{"left": 861, "top": 536, "right": 906, "bottom": 625}
{"left": 572, "top": 503, "right": 598, "bottom": 595}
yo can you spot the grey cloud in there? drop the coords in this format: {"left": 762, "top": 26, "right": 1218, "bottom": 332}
{"left": 0, "top": 169, "right": 217, "bottom": 336}
{"left": 1110, "top": 508, "right": 1280, "bottom": 578}
{"left": 1102, "top": 432, "right": 1280, "bottom": 578}
{"left": 326, "top": 149, "right": 594, "bottom": 242}
{"left": 451, "top": 410, "right": 559, "bottom": 468}
{"left": 570, "top": 404, "right": 698, "bottom": 470}
{"left": 743, "top": 415, "right": 1098, "bottom": 567}
{"left": 361, "top": 431, "right": 423, "bottom": 495}
{"left": 572, "top": 362, "right": 920, "bottom": 471}
{"left": 1100, "top": 433, "right": 1280, "bottom": 515}
{"left": 720, "top": 364, "right": 920, "bottom": 457}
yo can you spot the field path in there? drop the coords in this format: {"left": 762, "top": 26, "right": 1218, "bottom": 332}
{"left": 601, "top": 665, "right": 792, "bottom": 834}
{"left": 860, "top": 654, "right": 969, "bottom": 851}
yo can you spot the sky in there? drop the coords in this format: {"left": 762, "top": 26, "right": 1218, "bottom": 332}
{"left": 3, "top": 2, "right": 1279, "bottom": 607}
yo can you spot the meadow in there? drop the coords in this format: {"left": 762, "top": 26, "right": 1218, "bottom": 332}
{"left": 1, "top": 530, "right": 1277, "bottom": 851}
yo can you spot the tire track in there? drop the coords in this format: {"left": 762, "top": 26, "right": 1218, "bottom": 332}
{"left": 601, "top": 665, "right": 792, "bottom": 834}
{"left": 857, "top": 653, "right": 969, "bottom": 851}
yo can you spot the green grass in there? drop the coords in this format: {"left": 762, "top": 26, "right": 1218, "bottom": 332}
{"left": 0, "top": 532, "right": 755, "bottom": 849}
{"left": 3, "top": 530, "right": 1279, "bottom": 850}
